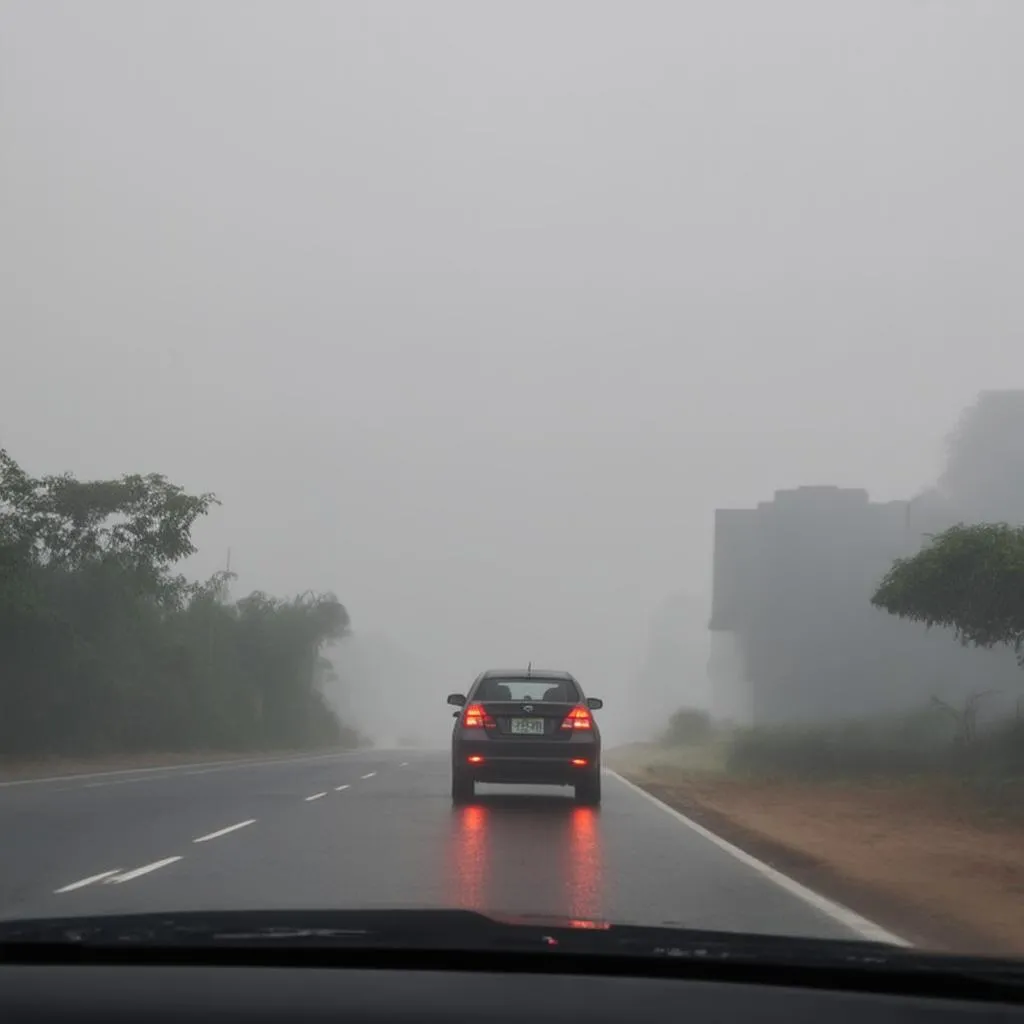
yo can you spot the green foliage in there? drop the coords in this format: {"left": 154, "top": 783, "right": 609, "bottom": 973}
{"left": 726, "top": 707, "right": 1024, "bottom": 783}
{"left": 0, "top": 449, "right": 357, "bottom": 761}
{"left": 871, "top": 523, "right": 1024, "bottom": 659}
{"left": 727, "top": 709, "right": 955, "bottom": 780}
{"left": 659, "top": 707, "right": 713, "bottom": 747}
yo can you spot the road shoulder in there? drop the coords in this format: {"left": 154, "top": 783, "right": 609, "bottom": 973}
{"left": 608, "top": 748, "right": 1023, "bottom": 956}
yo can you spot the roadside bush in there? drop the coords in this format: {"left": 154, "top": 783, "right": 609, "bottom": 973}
{"left": 726, "top": 705, "right": 1024, "bottom": 783}
{"left": 726, "top": 707, "right": 957, "bottom": 780}
{"left": 968, "top": 717, "right": 1024, "bottom": 779}
{"left": 659, "top": 707, "right": 713, "bottom": 747}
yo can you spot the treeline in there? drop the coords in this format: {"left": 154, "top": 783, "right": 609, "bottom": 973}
{"left": 0, "top": 450, "right": 361, "bottom": 761}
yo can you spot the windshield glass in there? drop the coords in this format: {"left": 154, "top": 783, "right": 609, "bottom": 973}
{"left": 2, "top": 0, "right": 1023, "bottom": 966}
{"left": 475, "top": 680, "right": 579, "bottom": 702}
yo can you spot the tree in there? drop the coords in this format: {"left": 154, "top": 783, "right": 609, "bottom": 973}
{"left": 871, "top": 523, "right": 1024, "bottom": 661}
{"left": 0, "top": 449, "right": 358, "bottom": 761}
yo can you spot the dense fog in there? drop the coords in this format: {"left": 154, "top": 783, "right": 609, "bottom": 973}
{"left": 4, "top": 2, "right": 1024, "bottom": 753}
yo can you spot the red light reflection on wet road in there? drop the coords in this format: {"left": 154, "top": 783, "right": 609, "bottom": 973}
{"left": 566, "top": 806, "right": 603, "bottom": 921}
{"left": 451, "top": 804, "right": 488, "bottom": 910}
{"left": 447, "top": 794, "right": 605, "bottom": 920}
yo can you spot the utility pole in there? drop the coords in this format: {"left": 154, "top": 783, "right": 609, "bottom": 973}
{"left": 208, "top": 548, "right": 233, "bottom": 680}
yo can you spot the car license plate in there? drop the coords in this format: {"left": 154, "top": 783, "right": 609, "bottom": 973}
{"left": 510, "top": 718, "right": 545, "bottom": 736}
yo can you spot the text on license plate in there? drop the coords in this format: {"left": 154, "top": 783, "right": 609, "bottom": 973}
{"left": 510, "top": 718, "right": 545, "bottom": 735}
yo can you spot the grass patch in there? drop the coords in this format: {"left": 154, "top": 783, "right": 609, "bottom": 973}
{"left": 724, "top": 709, "right": 1024, "bottom": 820}
{"left": 618, "top": 701, "right": 1024, "bottom": 820}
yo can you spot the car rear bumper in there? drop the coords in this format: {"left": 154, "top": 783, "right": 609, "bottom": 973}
{"left": 453, "top": 735, "right": 600, "bottom": 784}
{"left": 458, "top": 757, "right": 598, "bottom": 785}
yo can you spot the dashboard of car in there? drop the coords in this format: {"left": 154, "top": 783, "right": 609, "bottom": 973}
{"left": 3, "top": 963, "right": 1022, "bottom": 1023}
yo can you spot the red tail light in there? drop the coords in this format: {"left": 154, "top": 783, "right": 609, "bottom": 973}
{"left": 561, "top": 704, "right": 593, "bottom": 731}
{"left": 570, "top": 758, "right": 588, "bottom": 767}
{"left": 462, "top": 702, "right": 496, "bottom": 730}
{"left": 467, "top": 755, "right": 485, "bottom": 764}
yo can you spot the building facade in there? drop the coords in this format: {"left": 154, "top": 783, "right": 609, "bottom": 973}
{"left": 709, "top": 485, "right": 1017, "bottom": 724}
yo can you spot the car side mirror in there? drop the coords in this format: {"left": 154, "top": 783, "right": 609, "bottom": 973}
{"left": 452, "top": 711, "right": 460, "bottom": 718}
{"left": 447, "top": 693, "right": 467, "bottom": 707}
{"left": 585, "top": 697, "right": 603, "bottom": 711}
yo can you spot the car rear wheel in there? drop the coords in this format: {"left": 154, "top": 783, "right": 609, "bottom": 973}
{"left": 451, "top": 769, "right": 475, "bottom": 805}
{"left": 574, "top": 772, "right": 601, "bottom": 806}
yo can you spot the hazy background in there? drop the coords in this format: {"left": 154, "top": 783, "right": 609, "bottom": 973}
{"left": 4, "top": 1, "right": 1024, "bottom": 746}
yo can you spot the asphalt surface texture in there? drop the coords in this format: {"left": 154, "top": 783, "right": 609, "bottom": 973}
{"left": 0, "top": 749, "right": 893, "bottom": 941}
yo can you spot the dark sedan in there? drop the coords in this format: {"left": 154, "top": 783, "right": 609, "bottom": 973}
{"left": 448, "top": 668, "right": 603, "bottom": 805}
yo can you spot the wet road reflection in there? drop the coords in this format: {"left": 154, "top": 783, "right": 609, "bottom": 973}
{"left": 446, "top": 789, "right": 605, "bottom": 919}
{"left": 566, "top": 805, "right": 602, "bottom": 920}
{"left": 452, "top": 804, "right": 488, "bottom": 911}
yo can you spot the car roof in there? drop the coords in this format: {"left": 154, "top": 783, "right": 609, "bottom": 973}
{"left": 476, "top": 668, "right": 577, "bottom": 682}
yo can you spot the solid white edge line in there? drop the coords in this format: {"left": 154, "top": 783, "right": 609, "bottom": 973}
{"left": 360, "top": 772, "right": 376, "bottom": 779}
{"left": 107, "top": 856, "right": 183, "bottom": 884}
{"left": 606, "top": 770, "right": 910, "bottom": 947}
{"left": 305, "top": 792, "right": 327, "bottom": 801}
{"left": 54, "top": 869, "right": 121, "bottom": 893}
{"left": 335, "top": 784, "right": 350, "bottom": 791}
{"left": 0, "top": 750, "right": 369, "bottom": 789}
{"left": 193, "top": 819, "right": 257, "bottom": 843}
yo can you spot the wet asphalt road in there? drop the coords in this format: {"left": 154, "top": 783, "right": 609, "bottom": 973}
{"left": 0, "top": 750, "right": 890, "bottom": 941}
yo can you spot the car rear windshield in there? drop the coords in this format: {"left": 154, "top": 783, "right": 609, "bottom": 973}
{"left": 474, "top": 678, "right": 580, "bottom": 703}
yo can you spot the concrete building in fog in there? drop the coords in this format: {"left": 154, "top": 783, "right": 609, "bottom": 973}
{"left": 708, "top": 394, "right": 1024, "bottom": 725}
{"left": 626, "top": 591, "right": 712, "bottom": 740}
{"left": 708, "top": 485, "right": 1016, "bottom": 724}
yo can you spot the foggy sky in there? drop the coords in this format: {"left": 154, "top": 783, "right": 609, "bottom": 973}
{"left": 4, "top": 1, "right": 1024, "bottom": 722}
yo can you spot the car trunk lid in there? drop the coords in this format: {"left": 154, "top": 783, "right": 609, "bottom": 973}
{"left": 479, "top": 701, "right": 578, "bottom": 740}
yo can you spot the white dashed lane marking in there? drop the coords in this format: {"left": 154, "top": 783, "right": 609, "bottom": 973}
{"left": 106, "top": 856, "right": 183, "bottom": 884}
{"left": 54, "top": 869, "right": 122, "bottom": 893}
{"left": 52, "top": 758, "right": 394, "bottom": 898}
{"left": 193, "top": 819, "right": 256, "bottom": 843}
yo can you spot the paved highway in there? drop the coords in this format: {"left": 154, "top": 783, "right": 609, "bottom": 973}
{"left": 0, "top": 750, "right": 899, "bottom": 942}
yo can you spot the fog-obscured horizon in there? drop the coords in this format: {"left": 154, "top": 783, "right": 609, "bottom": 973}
{"left": 4, "top": 1, "right": 1024, "bottom": 749}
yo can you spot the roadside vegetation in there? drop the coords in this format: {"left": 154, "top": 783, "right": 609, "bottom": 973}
{"left": 625, "top": 701, "right": 1023, "bottom": 801}
{"left": 0, "top": 449, "right": 363, "bottom": 763}
{"left": 637, "top": 523, "right": 1024, "bottom": 799}
{"left": 726, "top": 706, "right": 1024, "bottom": 796}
